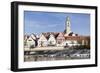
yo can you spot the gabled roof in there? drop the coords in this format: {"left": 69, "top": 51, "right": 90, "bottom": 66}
{"left": 42, "top": 33, "right": 50, "bottom": 40}
{"left": 57, "top": 32, "right": 64, "bottom": 37}
{"left": 26, "top": 36, "right": 35, "bottom": 41}
{"left": 25, "top": 33, "right": 37, "bottom": 41}
{"left": 42, "top": 32, "right": 59, "bottom": 39}
{"left": 38, "top": 33, "right": 48, "bottom": 41}
{"left": 30, "top": 33, "right": 37, "bottom": 39}
{"left": 56, "top": 32, "right": 65, "bottom": 39}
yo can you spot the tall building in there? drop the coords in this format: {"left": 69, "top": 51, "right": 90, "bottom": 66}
{"left": 64, "top": 16, "right": 90, "bottom": 46}
{"left": 65, "top": 16, "right": 71, "bottom": 34}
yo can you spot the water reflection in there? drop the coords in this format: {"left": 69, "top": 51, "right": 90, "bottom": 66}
{"left": 24, "top": 48, "right": 90, "bottom": 62}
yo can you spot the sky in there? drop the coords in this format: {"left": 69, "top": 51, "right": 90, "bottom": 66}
{"left": 24, "top": 11, "right": 90, "bottom": 36}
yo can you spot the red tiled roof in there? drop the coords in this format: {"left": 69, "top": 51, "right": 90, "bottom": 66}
{"left": 64, "top": 36, "right": 90, "bottom": 40}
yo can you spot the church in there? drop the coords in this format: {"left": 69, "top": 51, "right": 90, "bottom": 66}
{"left": 63, "top": 16, "right": 90, "bottom": 47}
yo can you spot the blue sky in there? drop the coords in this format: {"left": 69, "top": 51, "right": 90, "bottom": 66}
{"left": 24, "top": 11, "right": 90, "bottom": 36}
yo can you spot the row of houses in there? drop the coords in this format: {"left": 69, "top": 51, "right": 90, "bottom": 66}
{"left": 24, "top": 32, "right": 90, "bottom": 48}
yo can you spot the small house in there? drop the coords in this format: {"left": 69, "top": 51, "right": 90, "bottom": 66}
{"left": 56, "top": 32, "right": 65, "bottom": 46}
{"left": 38, "top": 33, "right": 48, "bottom": 47}
{"left": 26, "top": 34, "right": 37, "bottom": 48}
{"left": 48, "top": 34, "right": 56, "bottom": 46}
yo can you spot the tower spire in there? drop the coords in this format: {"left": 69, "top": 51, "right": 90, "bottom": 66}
{"left": 65, "top": 16, "right": 71, "bottom": 34}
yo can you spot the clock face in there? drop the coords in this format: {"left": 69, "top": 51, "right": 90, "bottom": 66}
{"left": 67, "top": 22, "right": 70, "bottom": 27}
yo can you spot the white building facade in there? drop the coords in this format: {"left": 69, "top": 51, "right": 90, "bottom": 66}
{"left": 38, "top": 34, "right": 48, "bottom": 47}
{"left": 48, "top": 34, "right": 56, "bottom": 46}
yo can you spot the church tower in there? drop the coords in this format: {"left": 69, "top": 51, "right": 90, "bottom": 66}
{"left": 65, "top": 16, "right": 71, "bottom": 34}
